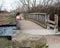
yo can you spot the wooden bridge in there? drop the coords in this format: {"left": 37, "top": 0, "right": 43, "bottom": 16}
{"left": 12, "top": 13, "right": 60, "bottom": 48}
{"left": 23, "top": 13, "right": 59, "bottom": 33}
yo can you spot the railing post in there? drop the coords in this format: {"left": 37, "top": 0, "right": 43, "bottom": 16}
{"left": 45, "top": 14, "right": 47, "bottom": 28}
{"left": 47, "top": 14, "right": 50, "bottom": 29}
{"left": 47, "top": 14, "right": 58, "bottom": 32}
{"left": 37, "top": 14, "right": 39, "bottom": 20}
{"left": 54, "top": 14, "right": 58, "bottom": 32}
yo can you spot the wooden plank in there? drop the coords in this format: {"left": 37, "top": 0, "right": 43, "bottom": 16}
{"left": 47, "top": 24, "right": 55, "bottom": 28}
{"left": 47, "top": 20, "right": 55, "bottom": 24}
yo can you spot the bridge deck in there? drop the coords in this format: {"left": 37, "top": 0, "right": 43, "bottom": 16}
{"left": 16, "top": 19, "right": 60, "bottom": 35}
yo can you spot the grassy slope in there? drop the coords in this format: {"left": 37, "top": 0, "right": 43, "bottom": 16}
{"left": 0, "top": 13, "right": 16, "bottom": 25}
{"left": 0, "top": 37, "right": 12, "bottom": 47}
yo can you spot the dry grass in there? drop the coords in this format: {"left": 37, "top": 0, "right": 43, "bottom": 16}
{"left": 0, "top": 37, "right": 12, "bottom": 48}
{"left": 0, "top": 13, "right": 16, "bottom": 25}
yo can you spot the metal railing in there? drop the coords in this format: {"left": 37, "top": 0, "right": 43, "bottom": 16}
{"left": 24, "top": 13, "right": 58, "bottom": 32}
{"left": 25, "top": 13, "right": 48, "bottom": 28}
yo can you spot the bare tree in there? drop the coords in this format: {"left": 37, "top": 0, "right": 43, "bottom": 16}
{"left": 0, "top": 3, "right": 3, "bottom": 10}
{"left": 17, "top": 0, "right": 36, "bottom": 12}
{"left": 0, "top": 0, "right": 4, "bottom": 10}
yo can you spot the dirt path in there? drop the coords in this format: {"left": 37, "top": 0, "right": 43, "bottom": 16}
{"left": 45, "top": 35, "right": 60, "bottom": 48}
{"left": 19, "top": 20, "right": 43, "bottom": 30}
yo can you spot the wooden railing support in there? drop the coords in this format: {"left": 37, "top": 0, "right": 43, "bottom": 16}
{"left": 47, "top": 14, "right": 58, "bottom": 32}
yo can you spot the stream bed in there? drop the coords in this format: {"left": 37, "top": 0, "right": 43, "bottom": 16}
{"left": 0, "top": 26, "right": 16, "bottom": 36}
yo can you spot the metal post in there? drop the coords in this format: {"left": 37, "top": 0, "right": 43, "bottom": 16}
{"left": 37, "top": 14, "right": 39, "bottom": 20}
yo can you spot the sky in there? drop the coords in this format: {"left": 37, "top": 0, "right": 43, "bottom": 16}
{"left": 0, "top": 0, "right": 40, "bottom": 12}
{"left": 0, "top": 0, "right": 57, "bottom": 12}
{"left": 0, "top": 0, "right": 20, "bottom": 12}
